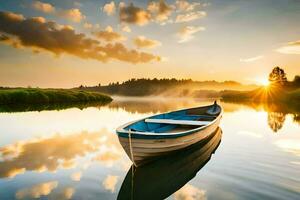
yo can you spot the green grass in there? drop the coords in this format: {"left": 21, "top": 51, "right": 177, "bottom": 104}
{"left": 286, "top": 88, "right": 300, "bottom": 102}
{"left": 220, "top": 87, "right": 300, "bottom": 111}
{"left": 220, "top": 90, "right": 251, "bottom": 102}
{"left": 0, "top": 88, "right": 112, "bottom": 105}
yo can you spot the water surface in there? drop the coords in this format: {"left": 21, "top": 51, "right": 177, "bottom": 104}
{"left": 0, "top": 98, "right": 299, "bottom": 200}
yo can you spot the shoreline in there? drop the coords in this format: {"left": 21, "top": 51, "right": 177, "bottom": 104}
{"left": 0, "top": 88, "right": 112, "bottom": 105}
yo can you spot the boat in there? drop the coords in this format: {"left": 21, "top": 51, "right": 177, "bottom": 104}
{"left": 117, "top": 127, "right": 222, "bottom": 200}
{"left": 116, "top": 101, "right": 222, "bottom": 166}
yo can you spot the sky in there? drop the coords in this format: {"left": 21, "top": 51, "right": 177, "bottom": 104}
{"left": 0, "top": 0, "right": 299, "bottom": 88}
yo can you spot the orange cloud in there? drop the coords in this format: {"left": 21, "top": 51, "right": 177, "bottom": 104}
{"left": 133, "top": 36, "right": 161, "bottom": 49}
{"left": 240, "top": 55, "right": 264, "bottom": 62}
{"left": 147, "top": 0, "right": 173, "bottom": 22}
{"left": 71, "top": 171, "right": 82, "bottom": 181}
{"left": 121, "top": 25, "right": 131, "bottom": 33}
{"left": 48, "top": 187, "right": 75, "bottom": 200}
{"left": 177, "top": 25, "right": 205, "bottom": 43}
{"left": 0, "top": 11, "right": 160, "bottom": 63}
{"left": 93, "top": 150, "right": 121, "bottom": 167}
{"left": 32, "top": 2, "right": 86, "bottom": 23}
{"left": 103, "top": 1, "right": 116, "bottom": 16}
{"left": 58, "top": 8, "right": 85, "bottom": 22}
{"left": 119, "top": 3, "right": 151, "bottom": 26}
{"left": 175, "top": 11, "right": 206, "bottom": 23}
{"left": 174, "top": 184, "right": 206, "bottom": 200}
{"left": 118, "top": 1, "right": 208, "bottom": 26}
{"left": 15, "top": 181, "right": 58, "bottom": 199}
{"left": 63, "top": 187, "right": 75, "bottom": 199}
{"left": 32, "top": 1, "right": 56, "bottom": 13}
{"left": 102, "top": 175, "right": 119, "bottom": 192}
{"left": 0, "top": 131, "right": 102, "bottom": 178}
{"left": 83, "top": 22, "right": 93, "bottom": 29}
{"left": 175, "top": 0, "right": 201, "bottom": 12}
{"left": 94, "top": 26, "right": 126, "bottom": 42}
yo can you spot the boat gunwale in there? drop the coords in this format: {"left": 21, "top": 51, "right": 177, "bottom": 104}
{"left": 116, "top": 103, "right": 223, "bottom": 139}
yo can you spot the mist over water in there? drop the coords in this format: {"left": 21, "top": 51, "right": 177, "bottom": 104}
{"left": 0, "top": 97, "right": 299, "bottom": 200}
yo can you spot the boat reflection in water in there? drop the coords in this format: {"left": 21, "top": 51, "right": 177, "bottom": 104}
{"left": 117, "top": 127, "right": 222, "bottom": 200}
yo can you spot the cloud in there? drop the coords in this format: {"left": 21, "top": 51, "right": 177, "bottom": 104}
{"left": 62, "top": 159, "right": 77, "bottom": 169}
{"left": 147, "top": 1, "right": 160, "bottom": 13}
{"left": 93, "top": 150, "right": 121, "bottom": 167}
{"left": 48, "top": 187, "right": 75, "bottom": 200}
{"left": 119, "top": 2, "right": 126, "bottom": 9}
{"left": 133, "top": 36, "right": 161, "bottom": 49}
{"left": 177, "top": 26, "right": 205, "bottom": 43}
{"left": 240, "top": 55, "right": 264, "bottom": 62}
{"left": 0, "top": 12, "right": 24, "bottom": 21}
{"left": 0, "top": 131, "right": 102, "bottom": 178}
{"left": 290, "top": 161, "right": 300, "bottom": 165}
{"left": 32, "top": 1, "right": 86, "bottom": 23}
{"left": 174, "top": 184, "right": 207, "bottom": 200}
{"left": 83, "top": 22, "right": 93, "bottom": 29}
{"left": 15, "top": 181, "right": 58, "bottom": 199}
{"left": 175, "top": 0, "right": 201, "bottom": 12}
{"left": 102, "top": 175, "right": 119, "bottom": 193}
{"left": 147, "top": 0, "right": 173, "bottom": 22}
{"left": 276, "top": 40, "right": 300, "bottom": 54}
{"left": 175, "top": 11, "right": 206, "bottom": 23}
{"left": 58, "top": 8, "right": 85, "bottom": 23}
{"left": 119, "top": 3, "right": 151, "bottom": 26}
{"left": 32, "top": 1, "right": 55, "bottom": 13}
{"left": 94, "top": 26, "right": 126, "bottom": 42}
{"left": 103, "top": 1, "right": 116, "bottom": 16}
{"left": 62, "top": 188, "right": 75, "bottom": 199}
{"left": 71, "top": 171, "right": 82, "bottom": 181}
{"left": 119, "top": 1, "right": 207, "bottom": 26}
{"left": 0, "top": 32, "right": 21, "bottom": 48}
{"left": 0, "top": 11, "right": 160, "bottom": 64}
{"left": 274, "top": 139, "right": 300, "bottom": 157}
{"left": 2, "top": 168, "right": 26, "bottom": 178}
{"left": 237, "top": 130, "right": 263, "bottom": 138}
{"left": 121, "top": 25, "right": 131, "bottom": 33}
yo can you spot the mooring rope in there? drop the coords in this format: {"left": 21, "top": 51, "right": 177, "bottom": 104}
{"left": 131, "top": 164, "right": 136, "bottom": 200}
{"left": 128, "top": 129, "right": 136, "bottom": 166}
{"left": 128, "top": 129, "right": 136, "bottom": 199}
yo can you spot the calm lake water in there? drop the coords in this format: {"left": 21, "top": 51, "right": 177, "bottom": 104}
{"left": 0, "top": 97, "right": 299, "bottom": 200}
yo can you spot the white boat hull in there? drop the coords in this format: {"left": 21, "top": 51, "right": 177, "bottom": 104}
{"left": 118, "top": 116, "right": 221, "bottom": 166}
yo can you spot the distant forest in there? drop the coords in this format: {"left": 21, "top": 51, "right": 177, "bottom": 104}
{"left": 76, "top": 78, "right": 258, "bottom": 97}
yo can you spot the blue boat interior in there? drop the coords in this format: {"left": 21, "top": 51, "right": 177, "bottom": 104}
{"left": 124, "top": 109, "right": 217, "bottom": 133}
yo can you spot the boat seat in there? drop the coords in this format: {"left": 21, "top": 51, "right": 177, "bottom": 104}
{"left": 151, "top": 124, "right": 176, "bottom": 133}
{"left": 145, "top": 119, "right": 211, "bottom": 126}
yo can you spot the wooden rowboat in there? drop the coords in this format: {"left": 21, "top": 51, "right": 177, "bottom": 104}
{"left": 116, "top": 101, "right": 222, "bottom": 166}
{"left": 117, "top": 127, "right": 222, "bottom": 200}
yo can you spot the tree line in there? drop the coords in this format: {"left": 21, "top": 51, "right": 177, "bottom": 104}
{"left": 77, "top": 78, "right": 247, "bottom": 96}
{"left": 268, "top": 66, "right": 300, "bottom": 87}
{"left": 77, "top": 66, "right": 299, "bottom": 96}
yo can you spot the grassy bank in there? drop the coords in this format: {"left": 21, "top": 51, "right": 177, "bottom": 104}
{"left": 221, "top": 87, "right": 300, "bottom": 108}
{"left": 0, "top": 88, "right": 112, "bottom": 105}
{"left": 287, "top": 89, "right": 300, "bottom": 105}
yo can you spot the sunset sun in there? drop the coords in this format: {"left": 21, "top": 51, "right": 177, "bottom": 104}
{"left": 260, "top": 79, "right": 270, "bottom": 86}
{"left": 256, "top": 78, "right": 270, "bottom": 87}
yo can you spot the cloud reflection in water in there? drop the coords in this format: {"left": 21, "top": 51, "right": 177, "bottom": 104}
{"left": 15, "top": 181, "right": 58, "bottom": 199}
{"left": 0, "top": 128, "right": 123, "bottom": 179}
